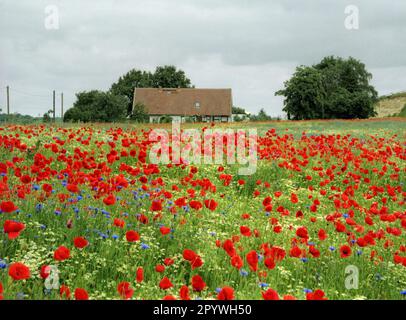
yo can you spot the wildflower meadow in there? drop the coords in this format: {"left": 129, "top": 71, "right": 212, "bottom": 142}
{"left": 0, "top": 120, "right": 405, "bottom": 300}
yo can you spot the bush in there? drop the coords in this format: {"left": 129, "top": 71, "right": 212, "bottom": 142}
{"left": 64, "top": 91, "right": 127, "bottom": 123}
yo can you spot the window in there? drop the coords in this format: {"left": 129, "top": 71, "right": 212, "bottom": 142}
{"left": 195, "top": 102, "right": 200, "bottom": 109}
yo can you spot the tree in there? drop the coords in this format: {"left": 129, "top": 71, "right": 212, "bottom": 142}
{"left": 250, "top": 108, "right": 273, "bottom": 121}
{"left": 232, "top": 106, "right": 247, "bottom": 114}
{"left": 64, "top": 90, "right": 127, "bottom": 123}
{"left": 43, "top": 110, "right": 53, "bottom": 123}
{"left": 110, "top": 70, "right": 153, "bottom": 116}
{"left": 151, "top": 65, "right": 192, "bottom": 89}
{"left": 110, "top": 65, "right": 193, "bottom": 117}
{"left": 130, "top": 102, "right": 149, "bottom": 123}
{"left": 276, "top": 56, "right": 378, "bottom": 120}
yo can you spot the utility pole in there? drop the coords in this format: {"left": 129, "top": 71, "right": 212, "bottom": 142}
{"left": 6, "top": 86, "right": 10, "bottom": 115}
{"left": 53, "top": 90, "right": 56, "bottom": 122}
{"left": 61, "top": 92, "right": 64, "bottom": 119}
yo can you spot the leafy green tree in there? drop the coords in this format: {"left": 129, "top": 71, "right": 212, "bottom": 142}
{"left": 110, "top": 70, "right": 153, "bottom": 116}
{"left": 130, "top": 102, "right": 149, "bottom": 123}
{"left": 276, "top": 56, "right": 378, "bottom": 119}
{"left": 64, "top": 90, "right": 127, "bottom": 123}
{"left": 110, "top": 65, "right": 193, "bottom": 117}
{"left": 151, "top": 65, "right": 192, "bottom": 89}
{"left": 232, "top": 106, "right": 247, "bottom": 114}
{"left": 250, "top": 108, "right": 273, "bottom": 121}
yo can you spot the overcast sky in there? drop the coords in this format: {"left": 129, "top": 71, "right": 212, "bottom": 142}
{"left": 1, "top": 0, "right": 405, "bottom": 117}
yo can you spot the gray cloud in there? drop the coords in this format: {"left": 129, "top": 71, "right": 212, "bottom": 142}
{"left": 0, "top": 0, "right": 405, "bottom": 116}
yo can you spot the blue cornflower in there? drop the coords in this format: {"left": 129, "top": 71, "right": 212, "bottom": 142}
{"left": 141, "top": 243, "right": 150, "bottom": 250}
{"left": 240, "top": 269, "right": 248, "bottom": 277}
{"left": 112, "top": 234, "right": 119, "bottom": 240}
{"left": 303, "top": 288, "right": 313, "bottom": 293}
{"left": 400, "top": 290, "right": 406, "bottom": 295}
{"left": 215, "top": 288, "right": 222, "bottom": 293}
{"left": 301, "top": 258, "right": 309, "bottom": 263}
{"left": 35, "top": 203, "right": 43, "bottom": 212}
{"left": 329, "top": 246, "right": 336, "bottom": 251}
{"left": 0, "top": 259, "right": 7, "bottom": 269}
{"left": 259, "top": 283, "right": 269, "bottom": 288}
{"left": 343, "top": 213, "right": 349, "bottom": 218}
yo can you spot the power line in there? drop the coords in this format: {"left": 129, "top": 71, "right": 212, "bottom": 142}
{"left": 9, "top": 87, "right": 51, "bottom": 99}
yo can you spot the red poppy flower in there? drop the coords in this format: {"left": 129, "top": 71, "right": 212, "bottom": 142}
{"left": 164, "top": 258, "right": 174, "bottom": 266}
{"left": 160, "top": 226, "right": 171, "bottom": 235}
{"left": 289, "top": 246, "right": 302, "bottom": 258}
{"left": 103, "top": 194, "right": 116, "bottom": 206}
{"left": 204, "top": 199, "right": 218, "bottom": 211}
{"left": 340, "top": 245, "right": 352, "bottom": 258}
{"left": 231, "top": 255, "right": 243, "bottom": 269}
{"left": 179, "top": 285, "right": 190, "bottom": 300}
{"left": 217, "top": 287, "right": 234, "bottom": 300}
{"left": 262, "top": 289, "right": 280, "bottom": 300}
{"left": 240, "top": 226, "right": 251, "bottom": 237}
{"left": 318, "top": 229, "right": 327, "bottom": 241}
{"left": 54, "top": 246, "right": 71, "bottom": 261}
{"left": 3, "top": 220, "right": 25, "bottom": 240}
{"left": 136, "top": 267, "right": 144, "bottom": 283}
{"left": 74, "top": 288, "right": 89, "bottom": 300}
{"left": 0, "top": 201, "right": 18, "bottom": 213}
{"left": 222, "top": 239, "right": 236, "bottom": 257}
{"left": 126, "top": 230, "right": 140, "bottom": 242}
{"left": 159, "top": 277, "right": 173, "bottom": 290}
{"left": 73, "top": 237, "right": 88, "bottom": 249}
{"left": 183, "top": 249, "right": 197, "bottom": 261}
{"left": 246, "top": 250, "right": 258, "bottom": 271}
{"left": 296, "top": 227, "right": 308, "bottom": 239}
{"left": 264, "top": 257, "right": 276, "bottom": 270}
{"left": 117, "top": 282, "right": 134, "bottom": 300}
{"left": 66, "top": 184, "right": 79, "bottom": 193}
{"left": 306, "top": 289, "right": 327, "bottom": 300}
{"left": 151, "top": 200, "right": 163, "bottom": 212}
{"left": 155, "top": 265, "right": 165, "bottom": 273}
{"left": 291, "top": 193, "right": 299, "bottom": 204}
{"left": 40, "top": 265, "right": 50, "bottom": 279}
{"left": 60, "top": 285, "right": 71, "bottom": 299}
{"left": 191, "top": 256, "right": 203, "bottom": 270}
{"left": 191, "top": 275, "right": 206, "bottom": 292}
{"left": 113, "top": 218, "right": 125, "bottom": 228}
{"left": 8, "top": 262, "right": 30, "bottom": 281}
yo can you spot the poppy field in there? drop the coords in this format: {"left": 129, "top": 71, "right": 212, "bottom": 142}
{"left": 0, "top": 120, "right": 405, "bottom": 300}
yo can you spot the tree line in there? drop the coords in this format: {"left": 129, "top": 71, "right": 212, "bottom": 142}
{"left": 63, "top": 56, "right": 378, "bottom": 123}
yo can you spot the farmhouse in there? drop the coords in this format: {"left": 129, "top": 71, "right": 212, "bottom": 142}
{"left": 133, "top": 88, "right": 232, "bottom": 123}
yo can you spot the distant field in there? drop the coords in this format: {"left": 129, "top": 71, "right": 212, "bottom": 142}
{"left": 375, "top": 92, "right": 406, "bottom": 118}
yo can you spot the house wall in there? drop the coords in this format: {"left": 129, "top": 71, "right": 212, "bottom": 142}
{"left": 150, "top": 115, "right": 231, "bottom": 123}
